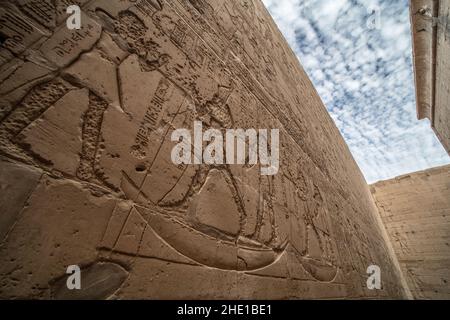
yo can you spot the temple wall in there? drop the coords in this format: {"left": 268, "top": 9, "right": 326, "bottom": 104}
{"left": 0, "top": 0, "right": 407, "bottom": 299}
{"left": 410, "top": 0, "right": 450, "bottom": 154}
{"left": 371, "top": 165, "right": 450, "bottom": 299}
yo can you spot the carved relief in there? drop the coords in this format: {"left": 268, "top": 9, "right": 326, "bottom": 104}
{"left": 0, "top": 0, "right": 406, "bottom": 299}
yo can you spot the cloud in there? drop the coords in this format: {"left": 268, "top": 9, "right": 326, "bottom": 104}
{"left": 263, "top": 0, "right": 450, "bottom": 183}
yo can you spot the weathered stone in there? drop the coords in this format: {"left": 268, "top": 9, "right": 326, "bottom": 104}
{"left": 18, "top": 88, "right": 89, "bottom": 175}
{"left": 39, "top": 11, "right": 102, "bottom": 68}
{"left": 0, "top": 159, "right": 42, "bottom": 240}
{"left": 371, "top": 165, "right": 450, "bottom": 299}
{"left": 410, "top": 0, "right": 450, "bottom": 154}
{"left": 0, "top": 175, "right": 116, "bottom": 299}
{"left": 0, "top": 0, "right": 411, "bottom": 299}
{"left": 51, "top": 262, "right": 128, "bottom": 300}
{"left": 0, "top": 4, "right": 48, "bottom": 57}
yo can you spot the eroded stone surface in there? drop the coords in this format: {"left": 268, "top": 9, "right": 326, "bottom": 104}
{"left": 0, "top": 0, "right": 407, "bottom": 299}
{"left": 51, "top": 262, "right": 128, "bottom": 300}
{"left": 410, "top": 0, "right": 450, "bottom": 154}
{"left": 371, "top": 165, "right": 450, "bottom": 299}
{"left": 0, "top": 160, "right": 42, "bottom": 240}
{"left": 0, "top": 172, "right": 116, "bottom": 299}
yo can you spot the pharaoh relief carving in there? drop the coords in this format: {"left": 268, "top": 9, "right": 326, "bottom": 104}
{"left": 0, "top": 0, "right": 406, "bottom": 299}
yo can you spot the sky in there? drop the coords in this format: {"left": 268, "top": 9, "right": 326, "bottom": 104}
{"left": 262, "top": 0, "right": 449, "bottom": 183}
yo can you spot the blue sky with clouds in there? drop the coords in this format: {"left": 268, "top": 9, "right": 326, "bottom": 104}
{"left": 262, "top": 0, "right": 450, "bottom": 183}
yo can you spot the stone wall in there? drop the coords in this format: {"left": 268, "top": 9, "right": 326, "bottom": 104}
{"left": 371, "top": 165, "right": 450, "bottom": 299}
{"left": 434, "top": 0, "right": 450, "bottom": 154}
{"left": 410, "top": 0, "right": 450, "bottom": 154}
{"left": 0, "top": 0, "right": 407, "bottom": 299}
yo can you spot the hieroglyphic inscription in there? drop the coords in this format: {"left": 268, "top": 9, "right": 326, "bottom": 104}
{"left": 50, "top": 24, "right": 97, "bottom": 59}
{"left": 0, "top": 0, "right": 408, "bottom": 300}
{"left": 132, "top": 77, "right": 171, "bottom": 158}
